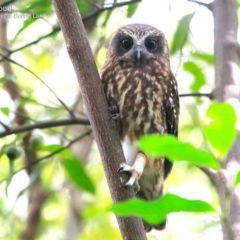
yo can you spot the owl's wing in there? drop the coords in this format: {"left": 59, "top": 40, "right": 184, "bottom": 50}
{"left": 163, "top": 77, "right": 179, "bottom": 179}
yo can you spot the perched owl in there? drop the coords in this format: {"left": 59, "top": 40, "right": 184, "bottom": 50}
{"left": 100, "top": 24, "right": 179, "bottom": 232}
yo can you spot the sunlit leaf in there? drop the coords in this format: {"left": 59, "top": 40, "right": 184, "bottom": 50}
{"left": 170, "top": 12, "right": 195, "bottom": 54}
{"left": 0, "top": 107, "right": 10, "bottom": 117}
{"left": 183, "top": 61, "right": 205, "bottom": 92}
{"left": 38, "top": 144, "right": 63, "bottom": 152}
{"left": 192, "top": 52, "right": 214, "bottom": 64}
{"left": 126, "top": 3, "right": 139, "bottom": 18}
{"left": 139, "top": 135, "right": 219, "bottom": 169}
{"left": 62, "top": 157, "right": 95, "bottom": 194}
{"left": 204, "top": 102, "right": 237, "bottom": 158}
{"left": 77, "top": 1, "right": 91, "bottom": 14}
{"left": 112, "top": 193, "right": 216, "bottom": 224}
{"left": 235, "top": 171, "right": 240, "bottom": 186}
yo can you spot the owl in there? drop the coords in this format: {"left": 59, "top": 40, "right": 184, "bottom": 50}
{"left": 100, "top": 23, "right": 179, "bottom": 232}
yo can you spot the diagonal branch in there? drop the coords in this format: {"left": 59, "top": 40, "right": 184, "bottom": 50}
{"left": 52, "top": 0, "right": 147, "bottom": 239}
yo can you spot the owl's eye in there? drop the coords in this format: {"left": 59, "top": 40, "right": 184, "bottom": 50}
{"left": 145, "top": 39, "right": 157, "bottom": 51}
{"left": 121, "top": 37, "right": 133, "bottom": 51}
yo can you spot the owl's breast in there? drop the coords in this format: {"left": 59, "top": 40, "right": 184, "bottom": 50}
{"left": 116, "top": 69, "right": 167, "bottom": 140}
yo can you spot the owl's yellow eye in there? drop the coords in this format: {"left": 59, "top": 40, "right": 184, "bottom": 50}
{"left": 145, "top": 39, "right": 157, "bottom": 51}
{"left": 121, "top": 37, "right": 133, "bottom": 51}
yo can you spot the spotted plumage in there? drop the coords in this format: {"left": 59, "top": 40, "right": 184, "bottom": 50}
{"left": 100, "top": 23, "right": 179, "bottom": 232}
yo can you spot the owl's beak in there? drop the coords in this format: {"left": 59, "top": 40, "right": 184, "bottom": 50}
{"left": 135, "top": 46, "right": 143, "bottom": 62}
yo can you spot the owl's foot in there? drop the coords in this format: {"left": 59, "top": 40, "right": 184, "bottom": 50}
{"left": 108, "top": 105, "right": 120, "bottom": 120}
{"left": 117, "top": 163, "right": 140, "bottom": 192}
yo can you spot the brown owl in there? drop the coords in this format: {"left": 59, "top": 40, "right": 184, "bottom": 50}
{"left": 100, "top": 23, "right": 179, "bottom": 232}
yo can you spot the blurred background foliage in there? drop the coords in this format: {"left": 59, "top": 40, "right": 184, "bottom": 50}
{"left": 0, "top": 0, "right": 238, "bottom": 239}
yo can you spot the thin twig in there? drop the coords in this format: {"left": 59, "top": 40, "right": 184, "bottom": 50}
{"left": 0, "top": 118, "right": 90, "bottom": 137}
{"left": 8, "top": 26, "right": 60, "bottom": 54}
{"left": 0, "top": 129, "right": 92, "bottom": 184}
{"left": 187, "top": 0, "right": 213, "bottom": 11}
{"left": 179, "top": 92, "right": 211, "bottom": 98}
{"left": 26, "top": 129, "right": 92, "bottom": 167}
{"left": 200, "top": 167, "right": 218, "bottom": 186}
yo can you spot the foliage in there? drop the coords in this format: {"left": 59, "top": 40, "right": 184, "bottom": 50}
{"left": 112, "top": 193, "right": 216, "bottom": 225}
{"left": 0, "top": 0, "right": 238, "bottom": 239}
{"left": 139, "top": 135, "right": 219, "bottom": 169}
{"left": 203, "top": 102, "right": 237, "bottom": 158}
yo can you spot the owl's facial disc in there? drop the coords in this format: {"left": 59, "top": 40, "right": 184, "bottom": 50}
{"left": 119, "top": 35, "right": 160, "bottom": 63}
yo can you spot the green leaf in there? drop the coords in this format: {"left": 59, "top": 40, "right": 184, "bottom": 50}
{"left": 183, "top": 61, "right": 205, "bottom": 92}
{"left": 192, "top": 52, "right": 214, "bottom": 65}
{"left": 170, "top": 12, "right": 195, "bottom": 54}
{"left": 204, "top": 102, "right": 237, "bottom": 158}
{"left": 62, "top": 157, "right": 95, "bottom": 194}
{"left": 112, "top": 193, "right": 216, "bottom": 224}
{"left": 139, "top": 135, "right": 219, "bottom": 170}
{"left": 126, "top": 3, "right": 139, "bottom": 18}
{"left": 235, "top": 171, "right": 240, "bottom": 186}
{"left": 0, "top": 107, "right": 10, "bottom": 117}
{"left": 38, "top": 144, "right": 63, "bottom": 152}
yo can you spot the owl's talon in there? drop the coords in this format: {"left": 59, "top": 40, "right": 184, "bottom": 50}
{"left": 117, "top": 163, "right": 132, "bottom": 173}
{"left": 117, "top": 163, "right": 140, "bottom": 192}
{"left": 109, "top": 105, "right": 120, "bottom": 120}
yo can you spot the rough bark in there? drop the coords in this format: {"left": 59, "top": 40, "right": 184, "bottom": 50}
{"left": 52, "top": 0, "right": 147, "bottom": 239}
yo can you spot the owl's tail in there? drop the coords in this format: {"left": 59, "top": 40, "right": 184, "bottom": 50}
{"left": 137, "top": 189, "right": 167, "bottom": 232}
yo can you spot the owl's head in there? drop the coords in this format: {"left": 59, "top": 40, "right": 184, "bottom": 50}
{"left": 106, "top": 24, "right": 169, "bottom": 64}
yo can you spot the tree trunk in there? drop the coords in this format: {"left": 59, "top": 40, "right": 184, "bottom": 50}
{"left": 52, "top": 0, "right": 147, "bottom": 239}
{"left": 213, "top": 0, "right": 240, "bottom": 239}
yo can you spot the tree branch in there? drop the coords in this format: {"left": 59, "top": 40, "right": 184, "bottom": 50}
{"left": 52, "top": 0, "right": 147, "bottom": 239}
{"left": 187, "top": 0, "right": 213, "bottom": 11}
{"left": 0, "top": 118, "right": 90, "bottom": 138}
{"left": 179, "top": 92, "right": 212, "bottom": 98}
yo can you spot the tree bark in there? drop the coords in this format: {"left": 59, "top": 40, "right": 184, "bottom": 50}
{"left": 52, "top": 0, "right": 147, "bottom": 239}
{"left": 213, "top": 0, "right": 240, "bottom": 239}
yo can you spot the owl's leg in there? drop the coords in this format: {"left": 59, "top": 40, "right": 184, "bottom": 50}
{"left": 118, "top": 152, "right": 147, "bottom": 192}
